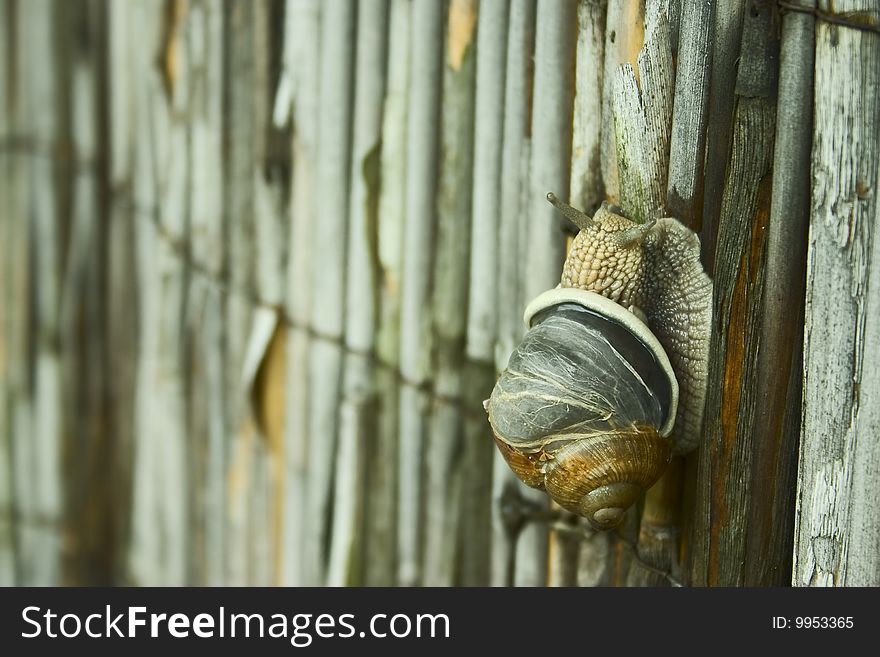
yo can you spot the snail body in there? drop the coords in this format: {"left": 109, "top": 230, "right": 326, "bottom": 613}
{"left": 486, "top": 194, "right": 712, "bottom": 529}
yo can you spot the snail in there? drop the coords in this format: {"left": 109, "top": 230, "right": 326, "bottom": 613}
{"left": 486, "top": 193, "right": 712, "bottom": 530}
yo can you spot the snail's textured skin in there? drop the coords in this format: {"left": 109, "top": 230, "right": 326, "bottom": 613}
{"left": 561, "top": 205, "right": 647, "bottom": 309}
{"left": 639, "top": 218, "right": 712, "bottom": 453}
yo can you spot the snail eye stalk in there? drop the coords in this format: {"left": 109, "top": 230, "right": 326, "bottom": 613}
{"left": 546, "top": 192, "right": 597, "bottom": 231}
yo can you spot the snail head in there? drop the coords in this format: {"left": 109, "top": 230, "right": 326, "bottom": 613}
{"left": 546, "top": 192, "right": 655, "bottom": 309}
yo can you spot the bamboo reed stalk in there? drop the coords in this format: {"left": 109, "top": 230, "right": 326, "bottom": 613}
{"left": 0, "top": 0, "right": 13, "bottom": 583}
{"left": 396, "top": 0, "right": 444, "bottom": 587}
{"left": 368, "top": 0, "right": 411, "bottom": 586}
{"left": 328, "top": 0, "right": 389, "bottom": 587}
{"left": 518, "top": 0, "right": 578, "bottom": 587}
{"left": 304, "top": 0, "right": 356, "bottom": 586}
{"left": 423, "top": 0, "right": 478, "bottom": 587}
{"left": 491, "top": 0, "right": 536, "bottom": 587}
{"left": 461, "top": 0, "right": 510, "bottom": 588}
{"left": 569, "top": 0, "right": 606, "bottom": 214}
{"left": 128, "top": 0, "right": 189, "bottom": 585}
{"left": 280, "top": 0, "right": 322, "bottom": 587}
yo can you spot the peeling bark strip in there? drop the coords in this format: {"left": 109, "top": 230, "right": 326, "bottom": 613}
{"left": 613, "top": 13, "right": 674, "bottom": 224}
{"left": 795, "top": 0, "right": 880, "bottom": 587}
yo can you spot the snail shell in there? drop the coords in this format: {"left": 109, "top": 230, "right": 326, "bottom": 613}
{"left": 487, "top": 288, "right": 678, "bottom": 529}
{"left": 487, "top": 195, "right": 712, "bottom": 529}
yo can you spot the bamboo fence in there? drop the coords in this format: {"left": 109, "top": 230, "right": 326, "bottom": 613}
{"left": 1, "top": 0, "right": 878, "bottom": 587}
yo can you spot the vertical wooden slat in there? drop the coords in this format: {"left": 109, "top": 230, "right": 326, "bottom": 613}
{"left": 468, "top": 0, "right": 508, "bottom": 364}
{"left": 15, "top": 0, "right": 66, "bottom": 587}
{"left": 179, "top": 0, "right": 227, "bottom": 586}
{"left": 328, "top": 0, "right": 388, "bottom": 587}
{"left": 280, "top": 0, "right": 321, "bottom": 587}
{"left": 427, "top": 0, "right": 480, "bottom": 587}
{"left": 688, "top": 2, "right": 781, "bottom": 587}
{"left": 0, "top": 0, "right": 21, "bottom": 585}
{"left": 491, "top": 0, "right": 538, "bottom": 588}
{"left": 569, "top": 0, "right": 606, "bottom": 214}
{"left": 463, "top": 0, "right": 509, "bottom": 588}
{"left": 795, "top": 0, "right": 880, "bottom": 587}
{"left": 699, "top": 0, "right": 745, "bottom": 269}
{"left": 396, "top": 0, "right": 443, "bottom": 587}
{"left": 222, "top": 0, "right": 260, "bottom": 585}
{"left": 59, "top": 0, "right": 119, "bottom": 585}
{"left": 612, "top": 12, "right": 674, "bottom": 224}
{"left": 423, "top": 0, "right": 478, "bottom": 587}
{"left": 524, "top": 0, "right": 577, "bottom": 301}
{"left": 128, "top": 0, "right": 189, "bottom": 586}
{"left": 105, "top": 0, "right": 139, "bottom": 587}
{"left": 666, "top": 0, "right": 714, "bottom": 229}
{"left": 556, "top": 0, "right": 607, "bottom": 588}
{"left": 303, "top": 0, "right": 355, "bottom": 586}
{"left": 518, "top": 0, "right": 577, "bottom": 587}
{"left": 367, "top": 0, "right": 409, "bottom": 587}
{"left": 740, "top": 0, "right": 813, "bottom": 586}
{"left": 600, "top": 0, "right": 644, "bottom": 203}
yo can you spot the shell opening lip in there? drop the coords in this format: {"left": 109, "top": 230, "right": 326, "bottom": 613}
{"left": 523, "top": 287, "right": 679, "bottom": 437}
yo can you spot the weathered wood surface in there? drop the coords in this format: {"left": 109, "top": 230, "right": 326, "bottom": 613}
{"left": 795, "top": 0, "right": 880, "bottom": 587}
{"left": 600, "top": 0, "right": 645, "bottom": 202}
{"left": 304, "top": 0, "right": 355, "bottom": 586}
{"left": 2, "top": 0, "right": 878, "bottom": 589}
{"left": 3, "top": 0, "right": 65, "bottom": 586}
{"left": 368, "top": 0, "right": 409, "bottom": 587}
{"left": 279, "top": 0, "right": 321, "bottom": 587}
{"left": 613, "top": 13, "right": 674, "bottom": 223}
{"left": 569, "top": 0, "right": 606, "bottom": 214}
{"left": 699, "top": 0, "right": 745, "bottom": 269}
{"left": 688, "top": 1, "right": 791, "bottom": 587}
{"left": 667, "top": 0, "right": 714, "bottom": 229}
{"left": 422, "top": 0, "right": 477, "bottom": 587}
{"left": 396, "top": 0, "right": 444, "bottom": 587}
{"left": 461, "top": 0, "right": 509, "bottom": 587}
{"left": 744, "top": 0, "right": 812, "bottom": 587}
{"left": 328, "top": 0, "right": 388, "bottom": 588}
